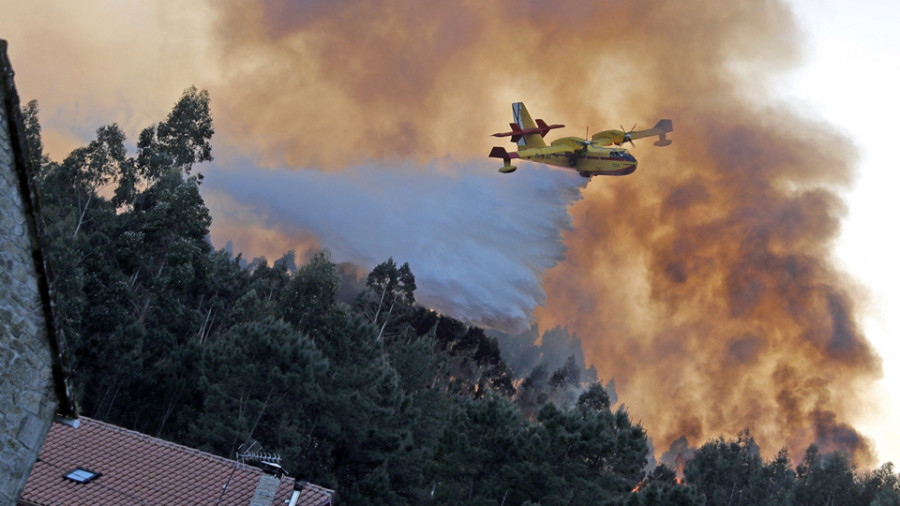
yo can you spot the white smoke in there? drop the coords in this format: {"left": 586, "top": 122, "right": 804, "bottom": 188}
{"left": 202, "top": 156, "right": 587, "bottom": 332}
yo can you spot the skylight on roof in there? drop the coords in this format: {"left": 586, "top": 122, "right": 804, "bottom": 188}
{"left": 65, "top": 468, "right": 100, "bottom": 484}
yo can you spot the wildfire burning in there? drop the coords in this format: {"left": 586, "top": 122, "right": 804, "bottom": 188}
{"left": 6, "top": 0, "right": 882, "bottom": 466}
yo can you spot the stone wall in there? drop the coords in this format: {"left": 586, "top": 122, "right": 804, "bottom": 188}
{"left": 0, "top": 40, "right": 73, "bottom": 506}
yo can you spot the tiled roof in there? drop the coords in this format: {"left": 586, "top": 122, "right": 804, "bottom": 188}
{"left": 19, "top": 417, "right": 333, "bottom": 506}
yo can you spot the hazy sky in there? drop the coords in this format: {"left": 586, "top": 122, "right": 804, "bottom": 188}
{"left": 3, "top": 0, "right": 898, "bottom": 467}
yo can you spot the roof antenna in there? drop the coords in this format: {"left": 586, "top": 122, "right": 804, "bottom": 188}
{"left": 237, "top": 439, "right": 284, "bottom": 478}
{"left": 217, "top": 440, "right": 285, "bottom": 504}
{"left": 237, "top": 439, "right": 281, "bottom": 466}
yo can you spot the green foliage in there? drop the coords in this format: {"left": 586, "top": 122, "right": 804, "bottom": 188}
{"left": 681, "top": 431, "right": 900, "bottom": 506}
{"left": 794, "top": 445, "right": 859, "bottom": 506}
{"left": 188, "top": 318, "right": 328, "bottom": 474}
{"left": 759, "top": 448, "right": 797, "bottom": 506}
{"left": 539, "top": 387, "right": 648, "bottom": 504}
{"left": 428, "top": 384, "right": 649, "bottom": 505}
{"left": 615, "top": 466, "right": 705, "bottom": 506}
{"left": 247, "top": 260, "right": 291, "bottom": 320}
{"left": 30, "top": 88, "right": 215, "bottom": 435}
{"left": 137, "top": 86, "right": 213, "bottom": 180}
{"left": 383, "top": 330, "right": 452, "bottom": 502}
{"left": 860, "top": 463, "right": 900, "bottom": 506}
{"left": 431, "top": 394, "right": 535, "bottom": 504}
{"left": 406, "top": 308, "right": 516, "bottom": 398}
{"left": 281, "top": 250, "right": 342, "bottom": 334}
{"left": 684, "top": 429, "right": 764, "bottom": 506}
{"left": 356, "top": 257, "right": 416, "bottom": 341}
{"left": 22, "top": 99, "right": 45, "bottom": 171}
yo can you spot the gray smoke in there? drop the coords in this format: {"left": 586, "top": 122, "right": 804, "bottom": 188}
{"left": 202, "top": 156, "right": 587, "bottom": 331}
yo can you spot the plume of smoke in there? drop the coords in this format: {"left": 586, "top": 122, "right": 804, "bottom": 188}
{"left": 203, "top": 157, "right": 587, "bottom": 331}
{"left": 534, "top": 106, "right": 881, "bottom": 466}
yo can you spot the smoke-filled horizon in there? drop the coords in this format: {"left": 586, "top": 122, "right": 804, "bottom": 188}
{"left": 3, "top": 0, "right": 882, "bottom": 465}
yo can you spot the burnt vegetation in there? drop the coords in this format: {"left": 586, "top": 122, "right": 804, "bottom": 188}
{"left": 23, "top": 91, "right": 900, "bottom": 505}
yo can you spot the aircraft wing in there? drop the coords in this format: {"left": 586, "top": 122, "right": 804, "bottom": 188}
{"left": 518, "top": 144, "right": 576, "bottom": 158}
{"left": 589, "top": 135, "right": 615, "bottom": 146}
{"left": 627, "top": 119, "right": 674, "bottom": 146}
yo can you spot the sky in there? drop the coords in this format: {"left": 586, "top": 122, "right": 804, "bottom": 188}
{"left": 2, "top": 0, "right": 898, "bottom": 467}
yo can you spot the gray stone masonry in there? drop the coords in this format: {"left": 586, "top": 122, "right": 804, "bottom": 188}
{"left": 0, "top": 39, "right": 74, "bottom": 506}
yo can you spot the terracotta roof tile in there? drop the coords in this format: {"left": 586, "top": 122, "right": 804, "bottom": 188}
{"left": 20, "top": 417, "right": 333, "bottom": 506}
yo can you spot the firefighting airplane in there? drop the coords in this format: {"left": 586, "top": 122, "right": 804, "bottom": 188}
{"left": 489, "top": 102, "right": 673, "bottom": 177}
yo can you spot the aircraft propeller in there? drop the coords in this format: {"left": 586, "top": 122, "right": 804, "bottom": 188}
{"left": 621, "top": 124, "right": 636, "bottom": 146}
{"left": 579, "top": 126, "right": 599, "bottom": 149}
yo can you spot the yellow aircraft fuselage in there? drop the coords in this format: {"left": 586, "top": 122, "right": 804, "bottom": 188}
{"left": 522, "top": 137, "right": 637, "bottom": 176}
{"left": 489, "top": 102, "right": 672, "bottom": 177}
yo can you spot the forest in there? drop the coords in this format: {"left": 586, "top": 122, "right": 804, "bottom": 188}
{"left": 20, "top": 88, "right": 900, "bottom": 505}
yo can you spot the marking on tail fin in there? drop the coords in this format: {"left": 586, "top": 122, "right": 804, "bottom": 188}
{"left": 513, "top": 103, "right": 524, "bottom": 128}
{"left": 512, "top": 102, "right": 525, "bottom": 146}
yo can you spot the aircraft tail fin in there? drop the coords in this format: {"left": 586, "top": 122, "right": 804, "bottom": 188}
{"left": 627, "top": 118, "right": 674, "bottom": 146}
{"left": 512, "top": 102, "right": 547, "bottom": 149}
{"left": 652, "top": 119, "right": 673, "bottom": 147}
{"left": 491, "top": 103, "right": 562, "bottom": 147}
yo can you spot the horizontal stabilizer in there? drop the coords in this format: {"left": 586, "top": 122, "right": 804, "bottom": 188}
{"left": 489, "top": 146, "right": 510, "bottom": 159}
{"left": 535, "top": 119, "right": 565, "bottom": 137}
{"left": 492, "top": 120, "right": 564, "bottom": 143}
{"left": 490, "top": 146, "right": 518, "bottom": 173}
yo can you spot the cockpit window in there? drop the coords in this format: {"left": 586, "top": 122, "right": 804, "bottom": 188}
{"left": 607, "top": 150, "right": 636, "bottom": 161}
